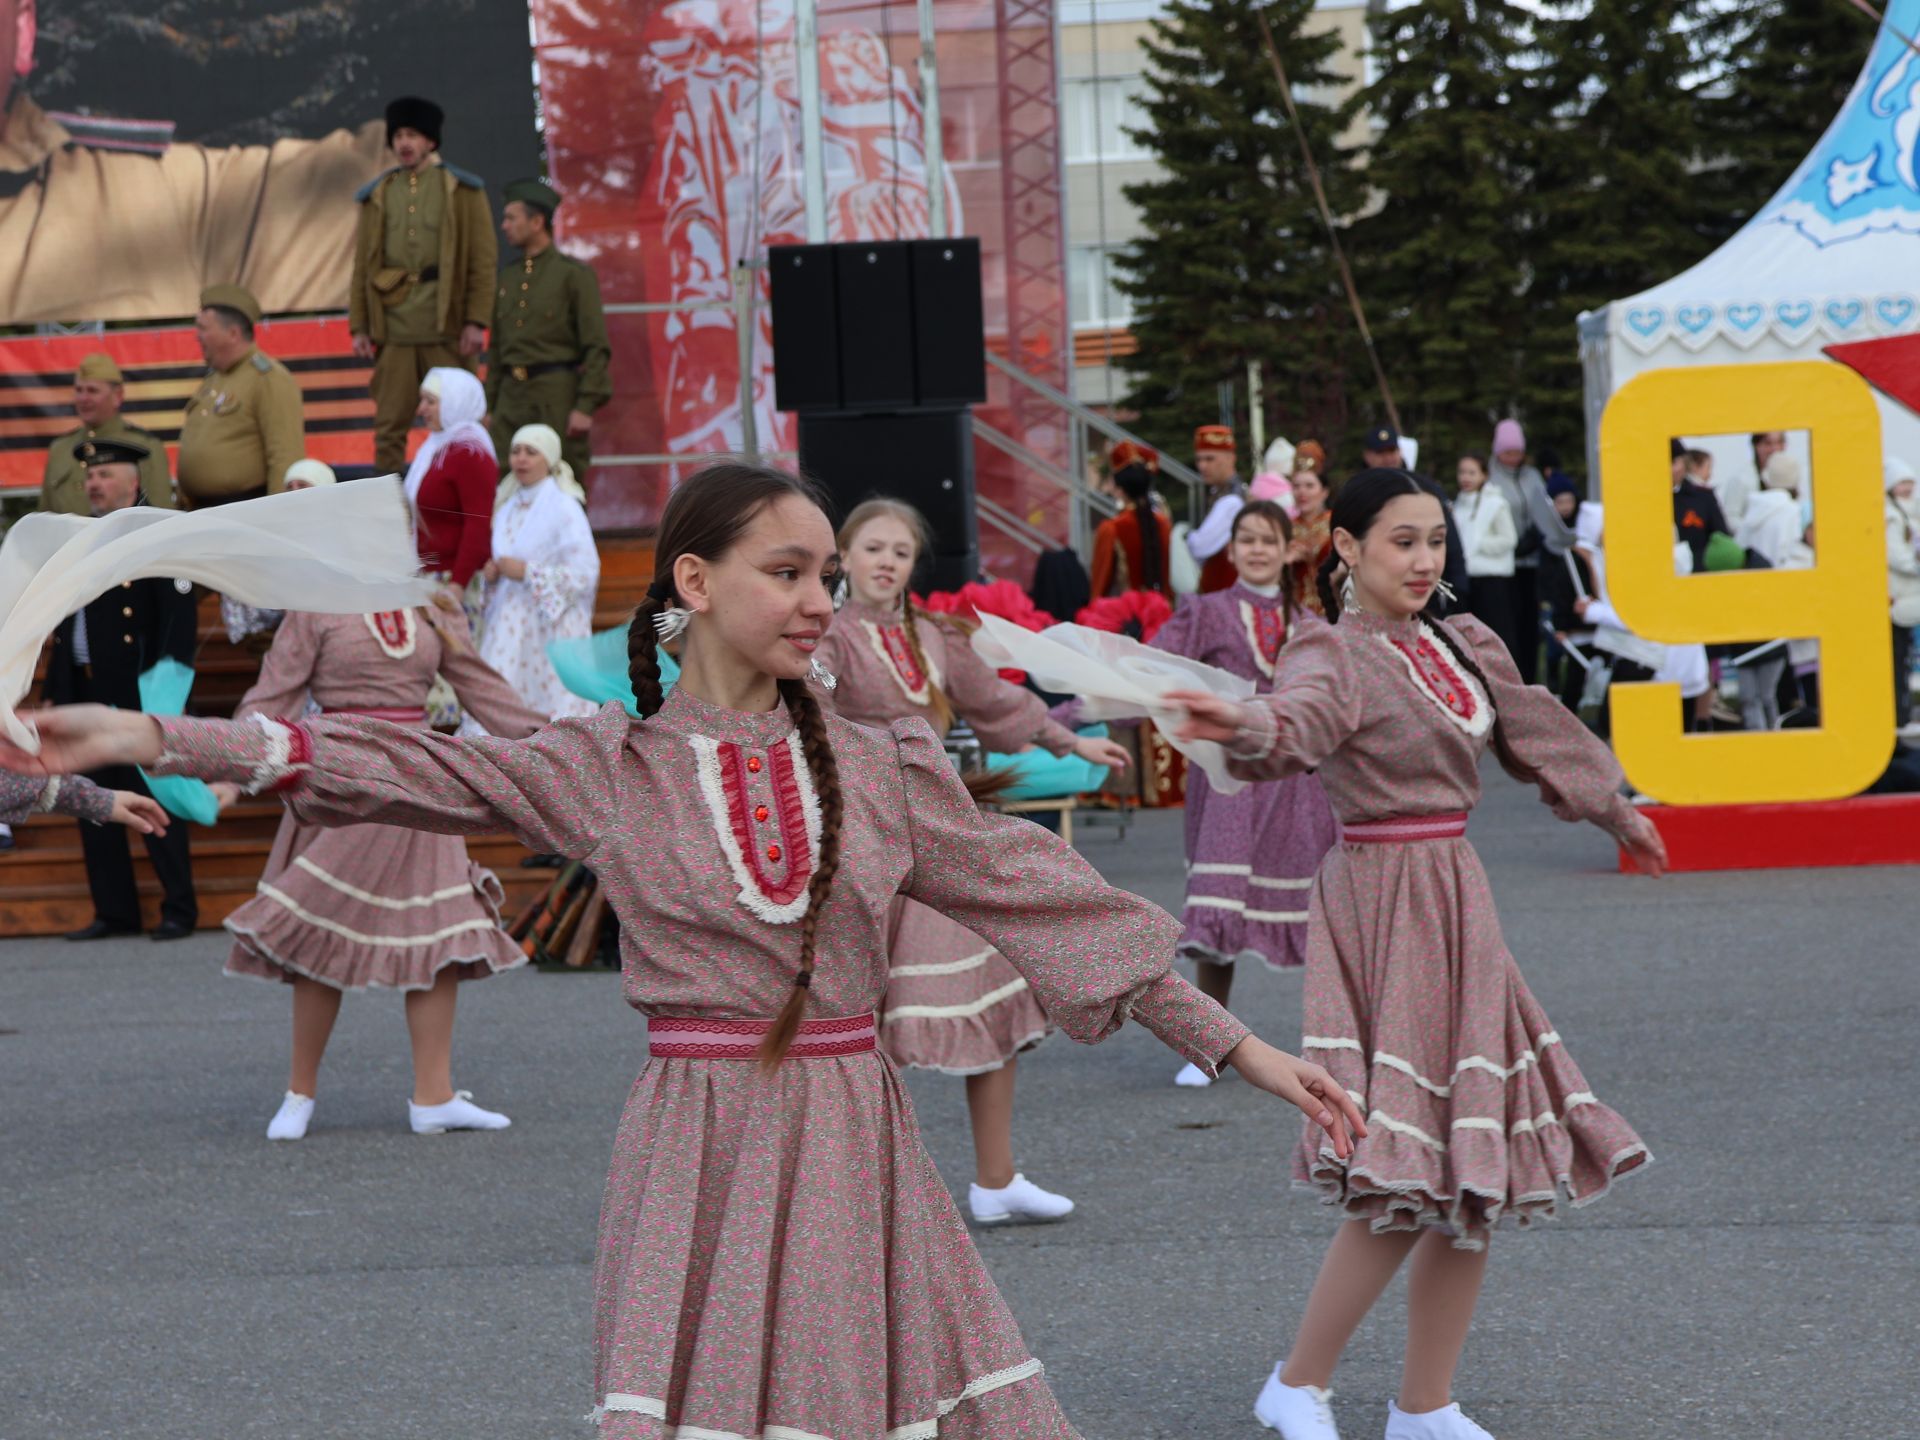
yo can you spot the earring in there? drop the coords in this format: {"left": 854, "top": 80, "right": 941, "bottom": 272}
{"left": 809, "top": 657, "right": 839, "bottom": 691}
{"left": 1433, "top": 577, "right": 1458, "bottom": 605}
{"left": 832, "top": 575, "right": 849, "bottom": 610}
{"left": 652, "top": 605, "right": 692, "bottom": 643}
{"left": 1339, "top": 572, "right": 1357, "bottom": 612}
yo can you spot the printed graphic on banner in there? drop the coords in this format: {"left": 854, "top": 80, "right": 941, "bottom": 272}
{"left": 4, "top": 0, "right": 539, "bottom": 325}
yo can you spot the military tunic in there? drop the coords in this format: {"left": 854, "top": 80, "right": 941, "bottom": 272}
{"left": 40, "top": 416, "right": 175, "bottom": 515}
{"left": 175, "top": 347, "right": 304, "bottom": 509}
{"left": 0, "top": 93, "right": 386, "bottom": 326}
{"left": 485, "top": 245, "right": 612, "bottom": 482}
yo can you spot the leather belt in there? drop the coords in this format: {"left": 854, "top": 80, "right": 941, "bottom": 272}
{"left": 413, "top": 265, "right": 440, "bottom": 283}
{"left": 506, "top": 360, "right": 579, "bottom": 383}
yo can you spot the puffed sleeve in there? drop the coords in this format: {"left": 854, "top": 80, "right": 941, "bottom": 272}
{"left": 1224, "top": 622, "right": 1364, "bottom": 781}
{"left": 1447, "top": 615, "right": 1635, "bottom": 834}
{"left": 893, "top": 719, "right": 1251, "bottom": 1075}
{"left": 44, "top": 774, "right": 116, "bottom": 825}
{"left": 234, "top": 610, "right": 320, "bottom": 721}
{"left": 1149, "top": 597, "right": 1202, "bottom": 660}
{"left": 148, "top": 703, "right": 632, "bottom": 861}
{"left": 936, "top": 620, "right": 1077, "bottom": 756}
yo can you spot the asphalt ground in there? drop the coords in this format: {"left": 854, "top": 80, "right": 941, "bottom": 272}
{"left": 2, "top": 770, "right": 1912, "bottom": 1440}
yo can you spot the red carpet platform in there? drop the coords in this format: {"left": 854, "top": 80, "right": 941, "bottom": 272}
{"left": 1620, "top": 794, "right": 1920, "bottom": 873}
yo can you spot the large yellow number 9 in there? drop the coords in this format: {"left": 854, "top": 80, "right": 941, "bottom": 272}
{"left": 1598, "top": 361, "right": 1892, "bottom": 804}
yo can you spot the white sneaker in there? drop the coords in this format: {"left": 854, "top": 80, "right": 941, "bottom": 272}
{"left": 968, "top": 1172, "right": 1075, "bottom": 1225}
{"left": 1174, "top": 1061, "right": 1214, "bottom": 1087}
{"left": 1383, "top": 1401, "right": 1494, "bottom": 1440}
{"left": 408, "top": 1090, "right": 511, "bottom": 1135}
{"left": 1254, "top": 1365, "right": 1339, "bottom": 1438}
{"left": 266, "top": 1091, "right": 315, "bottom": 1142}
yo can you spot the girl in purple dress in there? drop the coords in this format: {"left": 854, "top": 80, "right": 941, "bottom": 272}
{"left": 1151, "top": 500, "right": 1341, "bottom": 1087}
{"left": 6, "top": 461, "right": 1364, "bottom": 1440}
{"left": 1173, "top": 471, "right": 1666, "bottom": 1440}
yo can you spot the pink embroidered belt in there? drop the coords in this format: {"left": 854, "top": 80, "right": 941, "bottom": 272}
{"left": 646, "top": 1013, "right": 878, "bottom": 1060}
{"left": 322, "top": 707, "right": 428, "bottom": 725}
{"left": 1343, "top": 812, "right": 1469, "bottom": 844}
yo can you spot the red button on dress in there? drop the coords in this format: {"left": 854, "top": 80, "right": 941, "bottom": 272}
{"left": 767, "top": 844, "right": 782, "bottom": 862}
{"left": 747, "top": 755, "right": 763, "bottom": 774}
{"left": 754, "top": 805, "right": 770, "bottom": 822}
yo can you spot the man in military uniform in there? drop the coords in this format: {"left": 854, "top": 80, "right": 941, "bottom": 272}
{"left": 43, "top": 437, "right": 199, "bottom": 941}
{"left": 485, "top": 178, "right": 612, "bottom": 482}
{"left": 175, "top": 284, "right": 304, "bottom": 509}
{"left": 350, "top": 97, "right": 498, "bottom": 474}
{"left": 0, "top": 0, "right": 386, "bottom": 325}
{"left": 39, "top": 353, "right": 173, "bottom": 514}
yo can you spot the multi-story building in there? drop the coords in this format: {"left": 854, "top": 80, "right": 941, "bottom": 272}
{"left": 1057, "top": 0, "right": 1374, "bottom": 412}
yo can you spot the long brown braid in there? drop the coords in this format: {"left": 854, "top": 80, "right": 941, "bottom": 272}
{"left": 1317, "top": 469, "right": 1543, "bottom": 789}
{"left": 837, "top": 497, "right": 956, "bottom": 733}
{"left": 624, "top": 460, "right": 848, "bottom": 1066}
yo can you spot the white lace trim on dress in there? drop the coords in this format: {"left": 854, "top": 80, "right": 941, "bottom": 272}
{"left": 880, "top": 976, "right": 1031, "bottom": 1022}
{"left": 240, "top": 713, "right": 300, "bottom": 794}
{"left": 32, "top": 775, "right": 61, "bottom": 813}
{"left": 889, "top": 948, "right": 994, "bottom": 978}
{"left": 290, "top": 856, "right": 477, "bottom": 910}
{"left": 687, "top": 731, "right": 823, "bottom": 926}
{"left": 1373, "top": 620, "right": 1493, "bottom": 737}
{"left": 590, "top": 1357, "right": 1046, "bottom": 1439}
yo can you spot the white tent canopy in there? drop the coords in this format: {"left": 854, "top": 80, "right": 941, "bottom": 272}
{"left": 1581, "top": 0, "right": 1920, "bottom": 481}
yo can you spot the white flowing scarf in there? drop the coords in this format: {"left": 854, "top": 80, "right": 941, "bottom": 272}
{"left": 969, "top": 612, "right": 1257, "bottom": 793}
{"left": 404, "top": 367, "right": 494, "bottom": 508}
{"left": 491, "top": 475, "right": 597, "bottom": 583}
{"left": 0, "top": 479, "right": 432, "bottom": 750}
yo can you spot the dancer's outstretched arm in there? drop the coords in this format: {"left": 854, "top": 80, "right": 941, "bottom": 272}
{"left": 889, "top": 718, "right": 1364, "bottom": 1157}
{"left": 0, "top": 703, "right": 624, "bottom": 863}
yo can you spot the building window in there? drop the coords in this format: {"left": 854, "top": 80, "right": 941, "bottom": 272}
{"left": 1063, "top": 75, "right": 1151, "bottom": 163}
{"left": 1069, "top": 244, "right": 1134, "bottom": 329}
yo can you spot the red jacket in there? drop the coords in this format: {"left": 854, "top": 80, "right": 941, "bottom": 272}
{"left": 414, "top": 442, "right": 496, "bottom": 586}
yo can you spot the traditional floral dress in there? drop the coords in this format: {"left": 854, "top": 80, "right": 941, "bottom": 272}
{"left": 221, "top": 606, "right": 546, "bottom": 991}
{"left": 1226, "top": 609, "right": 1650, "bottom": 1248}
{"left": 818, "top": 596, "right": 1080, "bottom": 1074}
{"left": 467, "top": 475, "right": 600, "bottom": 726}
{"left": 0, "top": 770, "right": 114, "bottom": 826}
{"left": 147, "top": 688, "right": 1249, "bottom": 1437}
{"left": 1152, "top": 583, "right": 1340, "bottom": 968}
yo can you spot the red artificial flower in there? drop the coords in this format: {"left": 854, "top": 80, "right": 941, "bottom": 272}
{"left": 1076, "top": 588, "right": 1173, "bottom": 645}
{"left": 920, "top": 581, "right": 1050, "bottom": 683}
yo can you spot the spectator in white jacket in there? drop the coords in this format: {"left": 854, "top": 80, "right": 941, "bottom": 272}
{"left": 1573, "top": 502, "right": 1709, "bottom": 739}
{"left": 1729, "top": 452, "right": 1808, "bottom": 730}
{"left": 1886, "top": 458, "right": 1920, "bottom": 728}
{"left": 1453, "top": 452, "right": 1520, "bottom": 661}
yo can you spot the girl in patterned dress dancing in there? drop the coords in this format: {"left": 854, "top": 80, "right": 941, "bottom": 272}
{"left": 1150, "top": 499, "right": 1341, "bottom": 1087}
{"left": 1172, "top": 471, "right": 1667, "bottom": 1440}
{"left": 6, "top": 461, "right": 1364, "bottom": 1440}
{"left": 817, "top": 498, "right": 1131, "bottom": 1226}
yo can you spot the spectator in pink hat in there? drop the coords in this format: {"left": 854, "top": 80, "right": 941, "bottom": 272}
{"left": 1487, "top": 418, "right": 1573, "bottom": 683}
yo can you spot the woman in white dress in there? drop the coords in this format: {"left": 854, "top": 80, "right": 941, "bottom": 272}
{"left": 467, "top": 424, "right": 600, "bottom": 727}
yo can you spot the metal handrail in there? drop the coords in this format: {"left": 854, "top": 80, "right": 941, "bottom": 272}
{"left": 972, "top": 415, "right": 1119, "bottom": 517}
{"left": 985, "top": 350, "right": 1206, "bottom": 507}
{"left": 975, "top": 497, "right": 1046, "bottom": 554}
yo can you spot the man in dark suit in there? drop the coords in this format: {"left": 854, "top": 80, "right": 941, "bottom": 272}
{"left": 43, "top": 438, "right": 200, "bottom": 941}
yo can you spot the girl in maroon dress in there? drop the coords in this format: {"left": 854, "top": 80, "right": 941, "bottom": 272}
{"left": 406, "top": 367, "right": 495, "bottom": 587}
{"left": 1174, "top": 471, "right": 1666, "bottom": 1440}
{"left": 7, "top": 462, "right": 1363, "bottom": 1440}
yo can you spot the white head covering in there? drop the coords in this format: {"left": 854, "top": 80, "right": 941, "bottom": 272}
{"left": 1261, "top": 436, "right": 1296, "bottom": 479}
{"left": 404, "top": 367, "right": 493, "bottom": 506}
{"left": 1885, "top": 455, "right": 1917, "bottom": 491}
{"left": 488, "top": 432, "right": 599, "bottom": 605}
{"left": 505, "top": 422, "right": 587, "bottom": 504}
{"left": 1761, "top": 453, "right": 1802, "bottom": 492}
{"left": 284, "top": 459, "right": 337, "bottom": 490}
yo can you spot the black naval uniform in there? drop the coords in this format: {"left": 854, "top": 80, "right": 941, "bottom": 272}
{"left": 45, "top": 443, "right": 201, "bottom": 937}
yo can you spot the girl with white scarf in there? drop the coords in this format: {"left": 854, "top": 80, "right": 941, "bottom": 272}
{"left": 466, "top": 423, "right": 600, "bottom": 726}
{"left": 406, "top": 368, "right": 497, "bottom": 588}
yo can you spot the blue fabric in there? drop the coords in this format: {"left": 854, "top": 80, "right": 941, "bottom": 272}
{"left": 546, "top": 623, "right": 679, "bottom": 717}
{"left": 983, "top": 726, "right": 1108, "bottom": 800}
{"left": 136, "top": 658, "right": 219, "bottom": 825}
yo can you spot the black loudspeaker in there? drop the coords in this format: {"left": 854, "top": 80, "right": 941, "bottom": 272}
{"left": 910, "top": 239, "right": 987, "bottom": 407}
{"left": 768, "top": 245, "right": 841, "bottom": 412}
{"left": 835, "top": 241, "right": 917, "bottom": 408}
{"left": 798, "top": 410, "right": 978, "bottom": 592}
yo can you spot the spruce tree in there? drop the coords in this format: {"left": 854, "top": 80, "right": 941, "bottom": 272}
{"left": 1698, "top": 0, "right": 1876, "bottom": 233}
{"left": 1520, "top": 0, "right": 1722, "bottom": 449}
{"left": 1349, "top": 0, "right": 1540, "bottom": 468}
{"left": 1115, "top": 0, "right": 1364, "bottom": 477}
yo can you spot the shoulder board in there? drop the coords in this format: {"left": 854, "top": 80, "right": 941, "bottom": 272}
{"left": 444, "top": 162, "right": 486, "bottom": 190}
{"left": 47, "top": 110, "right": 175, "bottom": 158}
{"left": 354, "top": 166, "right": 402, "bottom": 203}
{"left": 251, "top": 352, "right": 273, "bottom": 374}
